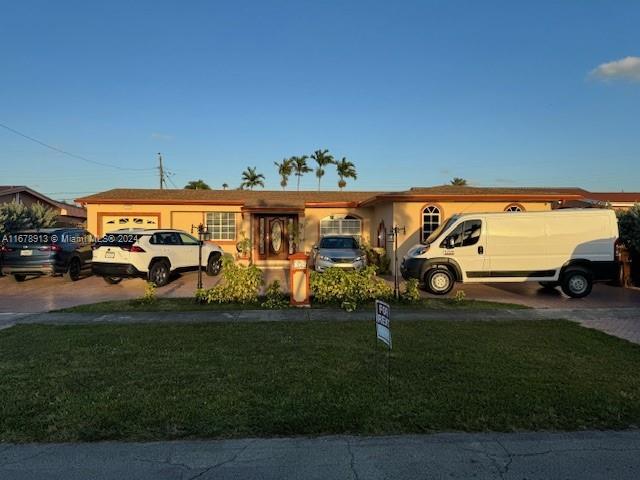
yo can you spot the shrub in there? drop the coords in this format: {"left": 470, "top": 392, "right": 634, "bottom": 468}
{"left": 361, "top": 242, "right": 391, "bottom": 274}
{"left": 261, "top": 280, "right": 289, "bottom": 309}
{"left": 453, "top": 290, "right": 466, "bottom": 304}
{"left": 401, "top": 278, "right": 421, "bottom": 303}
{"left": 618, "top": 205, "right": 640, "bottom": 254}
{"left": 197, "top": 256, "right": 264, "bottom": 304}
{"left": 0, "top": 200, "right": 57, "bottom": 234}
{"left": 310, "top": 266, "right": 393, "bottom": 310}
{"left": 137, "top": 282, "right": 157, "bottom": 305}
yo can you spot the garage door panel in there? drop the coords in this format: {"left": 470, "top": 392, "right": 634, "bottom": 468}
{"left": 101, "top": 214, "right": 159, "bottom": 235}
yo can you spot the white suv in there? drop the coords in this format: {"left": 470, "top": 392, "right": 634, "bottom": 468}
{"left": 92, "top": 229, "right": 224, "bottom": 287}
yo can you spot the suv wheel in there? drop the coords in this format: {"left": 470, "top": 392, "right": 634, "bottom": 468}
{"left": 13, "top": 274, "right": 27, "bottom": 282}
{"left": 206, "top": 253, "right": 222, "bottom": 276}
{"left": 103, "top": 276, "right": 122, "bottom": 285}
{"left": 149, "top": 261, "right": 170, "bottom": 287}
{"left": 425, "top": 267, "right": 454, "bottom": 295}
{"left": 561, "top": 268, "right": 593, "bottom": 298}
{"left": 68, "top": 258, "right": 82, "bottom": 281}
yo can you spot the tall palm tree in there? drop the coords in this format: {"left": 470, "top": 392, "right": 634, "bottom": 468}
{"left": 274, "top": 158, "right": 294, "bottom": 190}
{"left": 335, "top": 157, "right": 357, "bottom": 190}
{"left": 240, "top": 166, "right": 265, "bottom": 190}
{"left": 291, "top": 155, "right": 311, "bottom": 191}
{"left": 184, "top": 179, "right": 211, "bottom": 190}
{"left": 311, "top": 149, "right": 335, "bottom": 191}
{"left": 450, "top": 177, "right": 468, "bottom": 186}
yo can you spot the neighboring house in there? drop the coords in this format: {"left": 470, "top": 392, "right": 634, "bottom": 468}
{"left": 0, "top": 186, "right": 87, "bottom": 227}
{"left": 76, "top": 185, "right": 636, "bottom": 269}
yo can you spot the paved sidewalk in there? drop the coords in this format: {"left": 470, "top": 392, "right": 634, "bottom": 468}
{"left": 2, "top": 307, "right": 640, "bottom": 344}
{"left": 2, "top": 430, "right": 640, "bottom": 479}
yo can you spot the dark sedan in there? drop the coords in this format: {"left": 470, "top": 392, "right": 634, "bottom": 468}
{"left": 0, "top": 228, "right": 93, "bottom": 282}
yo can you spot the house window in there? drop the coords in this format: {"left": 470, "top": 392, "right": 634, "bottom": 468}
{"left": 320, "top": 215, "right": 362, "bottom": 240}
{"left": 206, "top": 212, "right": 236, "bottom": 240}
{"left": 421, "top": 205, "right": 441, "bottom": 242}
{"left": 505, "top": 204, "right": 524, "bottom": 212}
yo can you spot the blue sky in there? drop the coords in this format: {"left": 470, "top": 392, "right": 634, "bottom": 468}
{"left": 1, "top": 0, "right": 639, "bottom": 200}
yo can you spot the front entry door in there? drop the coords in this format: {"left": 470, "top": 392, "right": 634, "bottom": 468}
{"left": 255, "top": 215, "right": 296, "bottom": 261}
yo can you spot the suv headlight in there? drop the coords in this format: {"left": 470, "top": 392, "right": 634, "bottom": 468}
{"left": 354, "top": 255, "right": 364, "bottom": 262}
{"left": 412, "top": 245, "right": 429, "bottom": 256}
{"left": 319, "top": 255, "right": 331, "bottom": 262}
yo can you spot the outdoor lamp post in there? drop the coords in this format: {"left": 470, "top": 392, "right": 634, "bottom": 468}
{"left": 191, "top": 223, "right": 209, "bottom": 290}
{"left": 388, "top": 225, "right": 406, "bottom": 299}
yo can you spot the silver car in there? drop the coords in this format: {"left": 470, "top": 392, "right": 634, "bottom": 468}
{"left": 312, "top": 235, "right": 367, "bottom": 272}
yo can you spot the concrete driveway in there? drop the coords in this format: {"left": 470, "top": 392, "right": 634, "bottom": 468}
{"left": 1, "top": 270, "right": 639, "bottom": 313}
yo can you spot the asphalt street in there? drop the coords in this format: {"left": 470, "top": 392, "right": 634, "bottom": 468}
{"left": 2, "top": 431, "right": 640, "bottom": 479}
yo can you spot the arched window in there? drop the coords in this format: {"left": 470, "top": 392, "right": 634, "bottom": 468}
{"left": 421, "top": 205, "right": 441, "bottom": 242}
{"left": 504, "top": 204, "right": 524, "bottom": 212}
{"left": 320, "top": 214, "right": 362, "bottom": 240}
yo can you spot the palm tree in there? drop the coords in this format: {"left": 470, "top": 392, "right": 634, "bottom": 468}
{"left": 184, "top": 179, "right": 211, "bottom": 190}
{"left": 291, "top": 155, "right": 311, "bottom": 191}
{"left": 335, "top": 157, "right": 357, "bottom": 190}
{"left": 450, "top": 177, "right": 468, "bottom": 186}
{"left": 274, "top": 158, "right": 294, "bottom": 190}
{"left": 311, "top": 149, "right": 335, "bottom": 191}
{"left": 240, "top": 166, "right": 265, "bottom": 190}
{"left": 222, "top": 183, "right": 229, "bottom": 190}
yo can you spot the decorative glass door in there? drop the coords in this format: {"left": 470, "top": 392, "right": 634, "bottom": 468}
{"left": 255, "top": 215, "right": 296, "bottom": 260}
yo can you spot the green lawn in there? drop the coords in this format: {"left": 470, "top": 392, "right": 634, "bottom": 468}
{"left": 57, "top": 296, "right": 527, "bottom": 313}
{"left": 1, "top": 320, "right": 639, "bottom": 442}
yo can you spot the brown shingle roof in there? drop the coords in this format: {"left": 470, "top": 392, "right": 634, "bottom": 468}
{"left": 76, "top": 186, "right": 640, "bottom": 208}
{"left": 76, "top": 188, "right": 381, "bottom": 207}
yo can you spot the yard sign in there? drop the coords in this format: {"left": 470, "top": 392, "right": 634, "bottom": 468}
{"left": 375, "top": 300, "right": 392, "bottom": 348}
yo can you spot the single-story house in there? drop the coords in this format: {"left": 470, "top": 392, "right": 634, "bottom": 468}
{"left": 76, "top": 185, "right": 638, "bottom": 269}
{"left": 1, "top": 185, "right": 87, "bottom": 227}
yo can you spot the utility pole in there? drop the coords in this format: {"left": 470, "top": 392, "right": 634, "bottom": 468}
{"left": 158, "top": 152, "right": 165, "bottom": 189}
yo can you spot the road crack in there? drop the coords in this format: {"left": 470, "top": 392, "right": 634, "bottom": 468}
{"left": 346, "top": 439, "right": 360, "bottom": 480}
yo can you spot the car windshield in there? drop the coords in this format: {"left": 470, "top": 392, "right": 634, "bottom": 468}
{"left": 319, "top": 237, "right": 359, "bottom": 249}
{"left": 424, "top": 216, "right": 459, "bottom": 244}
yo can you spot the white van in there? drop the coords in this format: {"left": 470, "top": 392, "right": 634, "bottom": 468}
{"left": 400, "top": 209, "right": 619, "bottom": 298}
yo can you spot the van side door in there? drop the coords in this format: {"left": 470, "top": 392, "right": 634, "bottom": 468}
{"left": 440, "top": 219, "right": 487, "bottom": 281}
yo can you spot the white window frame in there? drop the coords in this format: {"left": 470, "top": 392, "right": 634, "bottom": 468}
{"left": 421, "top": 205, "right": 441, "bottom": 242}
{"left": 206, "top": 212, "right": 236, "bottom": 241}
{"left": 319, "top": 215, "right": 362, "bottom": 240}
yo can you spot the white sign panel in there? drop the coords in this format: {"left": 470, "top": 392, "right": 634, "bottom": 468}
{"left": 375, "top": 300, "right": 391, "bottom": 348}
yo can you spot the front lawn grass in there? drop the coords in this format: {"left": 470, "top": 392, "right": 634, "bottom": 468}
{"left": 56, "top": 296, "right": 527, "bottom": 313}
{"left": 1, "top": 320, "right": 639, "bottom": 442}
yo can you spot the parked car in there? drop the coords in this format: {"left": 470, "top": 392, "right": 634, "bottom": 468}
{"left": 0, "top": 228, "right": 93, "bottom": 282}
{"left": 91, "top": 229, "right": 224, "bottom": 286}
{"left": 312, "top": 235, "right": 367, "bottom": 272}
{"left": 401, "top": 209, "right": 620, "bottom": 298}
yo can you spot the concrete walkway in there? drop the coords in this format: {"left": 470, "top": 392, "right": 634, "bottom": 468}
{"left": 2, "top": 306, "right": 640, "bottom": 344}
{"left": 2, "top": 430, "right": 640, "bottom": 479}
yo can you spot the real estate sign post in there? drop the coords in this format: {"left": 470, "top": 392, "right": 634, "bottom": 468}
{"left": 375, "top": 300, "right": 392, "bottom": 395}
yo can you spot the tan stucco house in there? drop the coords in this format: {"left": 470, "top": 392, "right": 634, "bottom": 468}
{"left": 75, "top": 185, "right": 634, "bottom": 269}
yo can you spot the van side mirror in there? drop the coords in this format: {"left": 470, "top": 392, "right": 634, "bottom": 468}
{"left": 445, "top": 237, "right": 455, "bottom": 249}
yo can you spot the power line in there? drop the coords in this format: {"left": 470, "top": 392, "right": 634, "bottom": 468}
{"left": 0, "top": 122, "right": 156, "bottom": 172}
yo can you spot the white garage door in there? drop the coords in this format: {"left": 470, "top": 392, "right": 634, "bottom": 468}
{"left": 101, "top": 214, "right": 159, "bottom": 235}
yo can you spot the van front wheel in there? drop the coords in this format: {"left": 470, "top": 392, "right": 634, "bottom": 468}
{"left": 561, "top": 268, "right": 593, "bottom": 298}
{"left": 425, "top": 267, "right": 454, "bottom": 295}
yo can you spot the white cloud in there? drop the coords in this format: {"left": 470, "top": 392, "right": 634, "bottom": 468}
{"left": 151, "top": 132, "right": 173, "bottom": 140}
{"left": 590, "top": 56, "right": 640, "bottom": 82}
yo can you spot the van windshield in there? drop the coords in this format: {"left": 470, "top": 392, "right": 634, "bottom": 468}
{"left": 424, "top": 216, "right": 459, "bottom": 244}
